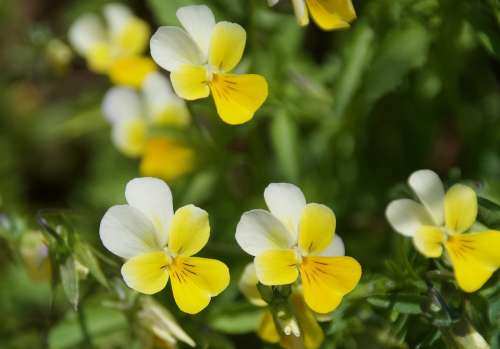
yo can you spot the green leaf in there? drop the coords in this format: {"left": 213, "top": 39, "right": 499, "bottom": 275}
{"left": 270, "top": 112, "right": 299, "bottom": 181}
{"left": 477, "top": 196, "right": 500, "bottom": 229}
{"left": 367, "top": 294, "right": 424, "bottom": 314}
{"left": 209, "top": 304, "right": 263, "bottom": 334}
{"left": 60, "top": 256, "right": 79, "bottom": 310}
{"left": 74, "top": 241, "right": 108, "bottom": 288}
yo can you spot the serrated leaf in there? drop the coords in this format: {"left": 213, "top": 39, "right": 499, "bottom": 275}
{"left": 60, "top": 256, "right": 79, "bottom": 310}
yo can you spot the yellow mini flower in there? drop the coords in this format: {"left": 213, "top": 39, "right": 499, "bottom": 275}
{"left": 101, "top": 72, "right": 191, "bottom": 158}
{"left": 150, "top": 5, "right": 268, "bottom": 125}
{"left": 386, "top": 169, "right": 500, "bottom": 292}
{"left": 235, "top": 183, "right": 362, "bottom": 314}
{"left": 100, "top": 177, "right": 230, "bottom": 314}
{"left": 239, "top": 263, "right": 324, "bottom": 349}
{"left": 268, "top": 0, "right": 356, "bottom": 30}
{"left": 68, "top": 3, "right": 155, "bottom": 87}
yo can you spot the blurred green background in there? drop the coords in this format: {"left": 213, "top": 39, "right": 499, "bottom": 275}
{"left": 1, "top": 0, "right": 499, "bottom": 348}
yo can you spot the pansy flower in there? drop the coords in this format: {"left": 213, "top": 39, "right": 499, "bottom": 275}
{"left": 239, "top": 263, "right": 324, "bottom": 349}
{"left": 386, "top": 169, "right": 500, "bottom": 292}
{"left": 102, "top": 72, "right": 194, "bottom": 181}
{"left": 100, "top": 177, "right": 230, "bottom": 314}
{"left": 236, "top": 183, "right": 361, "bottom": 314}
{"left": 150, "top": 5, "right": 268, "bottom": 125}
{"left": 268, "top": 0, "right": 356, "bottom": 31}
{"left": 69, "top": 3, "right": 155, "bottom": 87}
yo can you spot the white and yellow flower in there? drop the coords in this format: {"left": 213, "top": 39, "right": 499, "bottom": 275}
{"left": 101, "top": 72, "right": 194, "bottom": 181}
{"left": 150, "top": 5, "right": 268, "bottom": 125}
{"left": 386, "top": 169, "right": 500, "bottom": 292}
{"left": 99, "top": 177, "right": 230, "bottom": 314}
{"left": 68, "top": 3, "right": 155, "bottom": 87}
{"left": 239, "top": 263, "right": 324, "bottom": 349}
{"left": 235, "top": 183, "right": 361, "bottom": 314}
{"left": 268, "top": 0, "right": 356, "bottom": 31}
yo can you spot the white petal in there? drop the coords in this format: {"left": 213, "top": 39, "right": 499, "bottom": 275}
{"left": 103, "top": 3, "right": 134, "bottom": 39}
{"left": 176, "top": 5, "right": 215, "bottom": 59}
{"left": 68, "top": 13, "right": 106, "bottom": 55}
{"left": 238, "top": 263, "right": 267, "bottom": 306}
{"left": 111, "top": 117, "right": 146, "bottom": 157}
{"left": 386, "top": 199, "right": 434, "bottom": 237}
{"left": 150, "top": 26, "right": 204, "bottom": 72}
{"left": 264, "top": 183, "right": 306, "bottom": 240}
{"left": 291, "top": 0, "right": 309, "bottom": 26}
{"left": 125, "top": 177, "right": 174, "bottom": 247}
{"left": 99, "top": 205, "right": 159, "bottom": 259}
{"left": 102, "top": 87, "right": 142, "bottom": 124}
{"left": 235, "top": 209, "right": 295, "bottom": 256}
{"left": 408, "top": 169, "right": 445, "bottom": 226}
{"left": 318, "top": 235, "right": 345, "bottom": 257}
{"left": 268, "top": 0, "right": 280, "bottom": 6}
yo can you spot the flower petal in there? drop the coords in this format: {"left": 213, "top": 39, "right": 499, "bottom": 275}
{"left": 142, "top": 72, "right": 190, "bottom": 127}
{"left": 444, "top": 184, "right": 478, "bottom": 233}
{"left": 210, "top": 73, "right": 268, "bottom": 125}
{"left": 305, "top": 0, "right": 355, "bottom": 30}
{"left": 102, "top": 87, "right": 142, "bottom": 124}
{"left": 264, "top": 183, "right": 306, "bottom": 239}
{"left": 290, "top": 292, "right": 324, "bottom": 349}
{"left": 170, "top": 64, "right": 210, "bottom": 100}
{"left": 111, "top": 116, "right": 146, "bottom": 157}
{"left": 176, "top": 5, "right": 215, "bottom": 59}
{"left": 408, "top": 169, "right": 445, "bottom": 225}
{"left": 238, "top": 263, "right": 267, "bottom": 306}
{"left": 300, "top": 256, "right": 361, "bottom": 313}
{"left": 121, "top": 251, "right": 169, "bottom": 294}
{"left": 108, "top": 56, "right": 156, "bottom": 88}
{"left": 236, "top": 209, "right": 295, "bottom": 256}
{"left": 413, "top": 226, "right": 446, "bottom": 258}
{"left": 99, "top": 205, "right": 159, "bottom": 259}
{"left": 209, "top": 21, "right": 246, "bottom": 73}
{"left": 168, "top": 205, "right": 210, "bottom": 256}
{"left": 254, "top": 249, "right": 299, "bottom": 285}
{"left": 292, "top": 0, "right": 310, "bottom": 26}
{"left": 257, "top": 310, "right": 280, "bottom": 343}
{"left": 319, "top": 234, "right": 345, "bottom": 257}
{"left": 150, "top": 26, "right": 204, "bottom": 72}
{"left": 268, "top": 0, "right": 280, "bottom": 6}
{"left": 298, "top": 203, "right": 336, "bottom": 256}
{"left": 446, "top": 231, "right": 500, "bottom": 292}
{"left": 170, "top": 257, "right": 229, "bottom": 314}
{"left": 68, "top": 13, "right": 106, "bottom": 56}
{"left": 125, "top": 177, "right": 174, "bottom": 247}
{"left": 386, "top": 199, "right": 433, "bottom": 237}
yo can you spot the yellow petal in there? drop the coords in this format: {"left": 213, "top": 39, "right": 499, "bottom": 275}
{"left": 254, "top": 249, "right": 299, "bottom": 285}
{"left": 290, "top": 293, "right": 324, "bottom": 349}
{"left": 444, "top": 184, "right": 478, "bottom": 233}
{"left": 238, "top": 263, "right": 267, "bottom": 306}
{"left": 109, "top": 56, "right": 157, "bottom": 88}
{"left": 210, "top": 73, "right": 268, "bottom": 125}
{"left": 298, "top": 203, "right": 336, "bottom": 255}
{"left": 150, "top": 103, "right": 191, "bottom": 127}
{"left": 413, "top": 226, "right": 446, "bottom": 258}
{"left": 168, "top": 205, "right": 209, "bottom": 257}
{"left": 170, "top": 64, "right": 210, "bottom": 100}
{"left": 300, "top": 256, "right": 361, "bottom": 313}
{"left": 305, "top": 0, "right": 356, "bottom": 31}
{"left": 446, "top": 231, "right": 500, "bottom": 292}
{"left": 170, "top": 256, "right": 230, "bottom": 314}
{"left": 209, "top": 21, "right": 246, "bottom": 73}
{"left": 112, "top": 117, "right": 146, "bottom": 157}
{"left": 114, "top": 18, "right": 150, "bottom": 56}
{"left": 121, "top": 251, "right": 169, "bottom": 294}
{"left": 86, "top": 42, "right": 113, "bottom": 73}
{"left": 140, "top": 138, "right": 194, "bottom": 182}
{"left": 257, "top": 310, "right": 280, "bottom": 343}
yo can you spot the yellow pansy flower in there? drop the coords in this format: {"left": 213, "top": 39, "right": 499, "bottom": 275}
{"left": 150, "top": 5, "right": 268, "bottom": 125}
{"left": 386, "top": 169, "right": 500, "bottom": 292}
{"left": 99, "top": 177, "right": 230, "bottom": 314}
{"left": 239, "top": 263, "right": 324, "bottom": 349}
{"left": 101, "top": 72, "right": 191, "bottom": 158}
{"left": 68, "top": 3, "right": 155, "bottom": 87}
{"left": 236, "top": 183, "right": 362, "bottom": 314}
{"left": 268, "top": 0, "right": 356, "bottom": 31}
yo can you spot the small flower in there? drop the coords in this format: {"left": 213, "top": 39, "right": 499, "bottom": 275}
{"left": 68, "top": 3, "right": 155, "bottom": 87}
{"left": 150, "top": 5, "right": 268, "bottom": 125}
{"left": 386, "top": 169, "right": 500, "bottom": 292}
{"left": 102, "top": 72, "right": 193, "bottom": 181}
{"left": 268, "top": 0, "right": 356, "bottom": 31}
{"left": 99, "top": 177, "right": 230, "bottom": 314}
{"left": 239, "top": 263, "right": 324, "bottom": 349}
{"left": 236, "top": 183, "right": 362, "bottom": 314}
